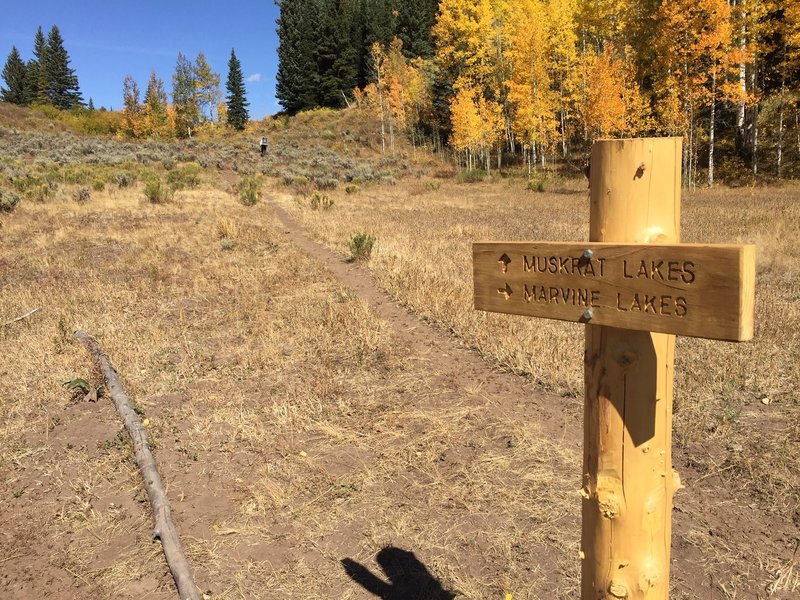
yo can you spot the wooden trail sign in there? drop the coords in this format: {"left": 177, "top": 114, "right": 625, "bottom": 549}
{"left": 474, "top": 242, "right": 755, "bottom": 341}
{"left": 472, "top": 138, "right": 756, "bottom": 600}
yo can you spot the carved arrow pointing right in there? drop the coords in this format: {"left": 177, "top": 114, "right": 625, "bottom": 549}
{"left": 497, "top": 283, "right": 513, "bottom": 300}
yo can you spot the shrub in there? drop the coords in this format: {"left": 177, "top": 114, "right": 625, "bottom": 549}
{"left": 216, "top": 218, "right": 238, "bottom": 250}
{"left": 144, "top": 178, "right": 173, "bottom": 204}
{"left": 345, "top": 184, "right": 359, "bottom": 194}
{"left": 167, "top": 163, "right": 202, "bottom": 191}
{"left": 315, "top": 177, "right": 339, "bottom": 190}
{"left": 91, "top": 178, "right": 105, "bottom": 191}
{"left": 0, "top": 189, "right": 21, "bottom": 212}
{"left": 114, "top": 172, "right": 134, "bottom": 188}
{"left": 457, "top": 169, "right": 485, "bottom": 183}
{"left": 62, "top": 165, "right": 91, "bottom": 184}
{"left": 309, "top": 191, "right": 334, "bottom": 210}
{"left": 73, "top": 186, "right": 91, "bottom": 203}
{"left": 348, "top": 232, "right": 375, "bottom": 262}
{"left": 527, "top": 174, "right": 547, "bottom": 192}
{"left": 237, "top": 175, "right": 263, "bottom": 206}
{"left": 27, "top": 183, "right": 52, "bottom": 202}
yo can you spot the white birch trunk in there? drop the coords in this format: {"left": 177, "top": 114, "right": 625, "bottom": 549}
{"left": 709, "top": 69, "right": 717, "bottom": 188}
{"left": 777, "top": 70, "right": 785, "bottom": 178}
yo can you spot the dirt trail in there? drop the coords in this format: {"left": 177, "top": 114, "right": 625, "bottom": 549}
{"left": 269, "top": 201, "right": 582, "bottom": 444}
{"left": 268, "top": 199, "right": 800, "bottom": 599}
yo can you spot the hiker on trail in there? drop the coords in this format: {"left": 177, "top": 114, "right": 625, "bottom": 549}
{"left": 260, "top": 136, "right": 268, "bottom": 157}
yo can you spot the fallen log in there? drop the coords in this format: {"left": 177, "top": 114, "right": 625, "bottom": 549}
{"left": 75, "top": 330, "right": 200, "bottom": 600}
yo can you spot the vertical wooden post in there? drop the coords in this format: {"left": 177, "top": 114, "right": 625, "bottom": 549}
{"left": 582, "top": 138, "right": 682, "bottom": 600}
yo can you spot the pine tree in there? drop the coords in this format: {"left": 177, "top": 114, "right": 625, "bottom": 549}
{"left": 173, "top": 52, "right": 199, "bottom": 137}
{"left": 1, "top": 46, "right": 28, "bottom": 105}
{"left": 396, "top": 0, "right": 439, "bottom": 59}
{"left": 44, "top": 25, "right": 82, "bottom": 108}
{"left": 363, "top": 0, "right": 396, "bottom": 48}
{"left": 225, "top": 48, "right": 249, "bottom": 130}
{"left": 25, "top": 26, "right": 47, "bottom": 104}
{"left": 357, "top": 0, "right": 398, "bottom": 89}
{"left": 317, "top": 0, "right": 359, "bottom": 107}
{"left": 276, "top": 0, "right": 322, "bottom": 113}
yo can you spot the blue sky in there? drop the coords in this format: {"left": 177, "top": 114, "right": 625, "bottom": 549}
{"left": 0, "top": 1, "right": 282, "bottom": 119}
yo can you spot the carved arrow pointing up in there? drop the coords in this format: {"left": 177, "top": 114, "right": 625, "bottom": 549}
{"left": 498, "top": 253, "right": 511, "bottom": 273}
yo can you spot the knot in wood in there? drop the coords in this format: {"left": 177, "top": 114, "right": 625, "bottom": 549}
{"left": 596, "top": 474, "right": 623, "bottom": 519}
{"left": 616, "top": 350, "right": 638, "bottom": 369}
{"left": 608, "top": 581, "right": 628, "bottom": 598}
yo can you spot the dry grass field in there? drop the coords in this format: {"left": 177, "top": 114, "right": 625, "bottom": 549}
{"left": 1, "top": 109, "right": 799, "bottom": 599}
{"left": 1, "top": 176, "right": 587, "bottom": 599}
{"left": 273, "top": 176, "right": 800, "bottom": 522}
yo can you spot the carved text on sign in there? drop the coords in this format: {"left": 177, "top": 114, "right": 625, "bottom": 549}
{"left": 473, "top": 242, "right": 755, "bottom": 341}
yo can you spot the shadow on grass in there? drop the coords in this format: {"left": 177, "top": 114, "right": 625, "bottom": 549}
{"left": 341, "top": 546, "right": 456, "bottom": 600}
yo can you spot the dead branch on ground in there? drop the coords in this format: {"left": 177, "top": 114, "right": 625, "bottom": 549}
{"left": 75, "top": 329, "right": 200, "bottom": 600}
{"left": 2, "top": 307, "right": 41, "bottom": 327}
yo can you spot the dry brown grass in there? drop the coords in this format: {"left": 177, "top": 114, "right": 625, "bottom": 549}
{"left": 0, "top": 179, "right": 583, "bottom": 599}
{"left": 2, "top": 104, "right": 798, "bottom": 597}
{"left": 273, "top": 176, "right": 800, "bottom": 524}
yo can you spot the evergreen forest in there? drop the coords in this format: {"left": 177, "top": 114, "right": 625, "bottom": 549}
{"left": 1, "top": 25, "right": 82, "bottom": 110}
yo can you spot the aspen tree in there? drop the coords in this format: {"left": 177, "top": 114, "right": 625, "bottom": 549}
{"left": 579, "top": 46, "right": 650, "bottom": 139}
{"left": 503, "top": 0, "right": 557, "bottom": 172}
{"left": 547, "top": 0, "right": 580, "bottom": 158}
{"left": 653, "top": 0, "right": 736, "bottom": 186}
{"left": 122, "top": 75, "right": 142, "bottom": 138}
{"left": 450, "top": 86, "right": 482, "bottom": 169}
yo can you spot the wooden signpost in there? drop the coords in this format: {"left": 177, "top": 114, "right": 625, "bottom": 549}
{"left": 473, "top": 138, "right": 756, "bottom": 599}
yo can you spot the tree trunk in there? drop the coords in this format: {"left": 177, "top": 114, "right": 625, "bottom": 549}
{"left": 560, "top": 80, "right": 568, "bottom": 159}
{"left": 736, "top": 0, "right": 747, "bottom": 138}
{"left": 751, "top": 65, "right": 758, "bottom": 175}
{"left": 777, "top": 67, "right": 785, "bottom": 178}
{"left": 752, "top": 102, "right": 758, "bottom": 176}
{"left": 709, "top": 69, "right": 717, "bottom": 188}
{"left": 583, "top": 138, "right": 682, "bottom": 600}
{"left": 75, "top": 331, "right": 200, "bottom": 600}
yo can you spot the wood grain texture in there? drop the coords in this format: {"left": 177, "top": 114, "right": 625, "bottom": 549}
{"left": 473, "top": 241, "right": 755, "bottom": 341}
{"left": 582, "top": 137, "right": 680, "bottom": 600}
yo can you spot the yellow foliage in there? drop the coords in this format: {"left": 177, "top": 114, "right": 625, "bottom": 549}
{"left": 450, "top": 86, "right": 482, "bottom": 155}
{"left": 504, "top": 0, "right": 558, "bottom": 150}
{"left": 652, "top": 0, "right": 737, "bottom": 133}
{"left": 433, "top": 0, "right": 496, "bottom": 91}
{"left": 580, "top": 46, "right": 650, "bottom": 139}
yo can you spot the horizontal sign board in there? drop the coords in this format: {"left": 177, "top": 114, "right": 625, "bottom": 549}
{"left": 474, "top": 242, "right": 755, "bottom": 341}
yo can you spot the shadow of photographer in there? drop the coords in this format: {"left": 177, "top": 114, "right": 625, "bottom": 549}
{"left": 341, "top": 546, "right": 456, "bottom": 600}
